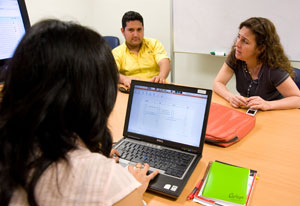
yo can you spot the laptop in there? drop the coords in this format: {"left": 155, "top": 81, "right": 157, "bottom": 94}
{"left": 114, "top": 80, "right": 212, "bottom": 198}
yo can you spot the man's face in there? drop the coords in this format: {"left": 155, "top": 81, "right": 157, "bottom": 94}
{"left": 121, "top": 20, "right": 144, "bottom": 48}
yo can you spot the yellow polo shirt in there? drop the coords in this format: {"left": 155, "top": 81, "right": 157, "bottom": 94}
{"left": 112, "top": 38, "right": 169, "bottom": 80}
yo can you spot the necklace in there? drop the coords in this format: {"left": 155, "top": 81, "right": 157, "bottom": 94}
{"left": 243, "top": 63, "right": 262, "bottom": 80}
{"left": 242, "top": 63, "right": 261, "bottom": 97}
{"left": 248, "top": 63, "right": 262, "bottom": 75}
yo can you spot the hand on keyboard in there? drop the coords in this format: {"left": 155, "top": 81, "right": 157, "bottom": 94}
{"left": 110, "top": 148, "right": 120, "bottom": 163}
{"left": 128, "top": 163, "right": 159, "bottom": 194}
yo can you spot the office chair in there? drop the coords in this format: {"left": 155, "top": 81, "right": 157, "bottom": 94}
{"left": 293, "top": 68, "right": 300, "bottom": 89}
{"left": 103, "top": 36, "right": 120, "bottom": 50}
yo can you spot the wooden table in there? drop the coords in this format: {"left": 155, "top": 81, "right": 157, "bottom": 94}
{"left": 108, "top": 91, "right": 300, "bottom": 206}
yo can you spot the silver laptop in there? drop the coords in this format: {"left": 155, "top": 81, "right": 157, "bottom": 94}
{"left": 114, "top": 80, "right": 212, "bottom": 198}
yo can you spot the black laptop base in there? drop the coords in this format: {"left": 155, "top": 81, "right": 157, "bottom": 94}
{"left": 115, "top": 80, "right": 212, "bottom": 199}
{"left": 146, "top": 155, "right": 201, "bottom": 199}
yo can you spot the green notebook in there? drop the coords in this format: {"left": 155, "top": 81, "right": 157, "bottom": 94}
{"left": 202, "top": 161, "right": 249, "bottom": 204}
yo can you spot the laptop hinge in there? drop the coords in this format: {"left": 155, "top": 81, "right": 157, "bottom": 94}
{"left": 126, "top": 134, "right": 141, "bottom": 140}
{"left": 181, "top": 147, "right": 199, "bottom": 154}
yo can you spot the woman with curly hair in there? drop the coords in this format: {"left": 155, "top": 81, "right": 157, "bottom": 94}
{"left": 213, "top": 17, "right": 300, "bottom": 110}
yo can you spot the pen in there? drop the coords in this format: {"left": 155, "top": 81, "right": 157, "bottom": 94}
{"left": 210, "top": 51, "right": 226, "bottom": 56}
{"left": 187, "top": 161, "right": 212, "bottom": 200}
{"left": 186, "top": 178, "right": 202, "bottom": 200}
{"left": 246, "top": 172, "right": 258, "bottom": 205}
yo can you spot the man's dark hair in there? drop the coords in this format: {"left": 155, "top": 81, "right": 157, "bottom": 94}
{"left": 122, "top": 11, "right": 144, "bottom": 29}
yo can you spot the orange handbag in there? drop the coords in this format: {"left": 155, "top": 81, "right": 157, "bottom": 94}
{"left": 205, "top": 102, "right": 256, "bottom": 147}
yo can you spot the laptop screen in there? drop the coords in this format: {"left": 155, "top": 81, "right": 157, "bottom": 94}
{"left": 126, "top": 82, "right": 211, "bottom": 148}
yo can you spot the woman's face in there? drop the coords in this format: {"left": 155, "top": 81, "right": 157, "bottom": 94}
{"left": 235, "top": 26, "right": 262, "bottom": 62}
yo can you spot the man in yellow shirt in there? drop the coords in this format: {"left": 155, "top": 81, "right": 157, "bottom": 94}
{"left": 112, "top": 11, "right": 171, "bottom": 88}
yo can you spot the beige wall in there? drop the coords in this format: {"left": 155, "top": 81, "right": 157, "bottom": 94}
{"left": 25, "top": 0, "right": 92, "bottom": 26}
{"left": 25, "top": 0, "right": 171, "bottom": 54}
{"left": 24, "top": 0, "right": 300, "bottom": 93}
{"left": 173, "top": 53, "right": 237, "bottom": 92}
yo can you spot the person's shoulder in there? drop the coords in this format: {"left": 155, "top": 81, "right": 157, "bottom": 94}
{"left": 226, "top": 53, "right": 243, "bottom": 70}
{"left": 68, "top": 147, "right": 114, "bottom": 168}
{"left": 112, "top": 42, "right": 127, "bottom": 54}
{"left": 266, "top": 66, "right": 290, "bottom": 85}
{"left": 112, "top": 42, "right": 126, "bottom": 51}
{"left": 144, "top": 37, "right": 162, "bottom": 47}
{"left": 144, "top": 37, "right": 159, "bottom": 43}
{"left": 268, "top": 66, "right": 289, "bottom": 75}
{"left": 270, "top": 66, "right": 289, "bottom": 77}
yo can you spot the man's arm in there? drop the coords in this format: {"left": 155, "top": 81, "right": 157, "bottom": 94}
{"left": 151, "top": 58, "right": 170, "bottom": 83}
{"left": 119, "top": 73, "right": 139, "bottom": 88}
{"left": 113, "top": 47, "right": 135, "bottom": 88}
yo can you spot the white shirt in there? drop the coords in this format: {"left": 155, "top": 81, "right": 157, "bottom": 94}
{"left": 10, "top": 146, "right": 141, "bottom": 206}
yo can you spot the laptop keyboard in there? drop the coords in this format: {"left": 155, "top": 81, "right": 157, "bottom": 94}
{"left": 116, "top": 141, "right": 195, "bottom": 178}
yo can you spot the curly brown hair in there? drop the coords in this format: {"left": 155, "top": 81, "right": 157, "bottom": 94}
{"left": 229, "top": 17, "right": 294, "bottom": 77}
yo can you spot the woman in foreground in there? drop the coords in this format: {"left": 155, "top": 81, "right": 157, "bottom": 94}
{"left": 0, "top": 19, "right": 157, "bottom": 206}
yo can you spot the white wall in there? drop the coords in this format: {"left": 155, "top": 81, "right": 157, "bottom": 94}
{"left": 24, "top": 0, "right": 300, "bottom": 93}
{"left": 173, "top": 53, "right": 237, "bottom": 92}
{"left": 25, "top": 0, "right": 171, "bottom": 54}
{"left": 90, "top": 0, "right": 171, "bottom": 55}
{"left": 25, "top": 0, "right": 92, "bottom": 25}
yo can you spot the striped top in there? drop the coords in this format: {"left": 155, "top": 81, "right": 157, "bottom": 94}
{"left": 9, "top": 145, "right": 141, "bottom": 206}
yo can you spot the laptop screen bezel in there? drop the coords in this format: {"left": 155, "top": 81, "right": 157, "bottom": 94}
{"left": 0, "top": 0, "right": 31, "bottom": 82}
{"left": 123, "top": 80, "right": 212, "bottom": 154}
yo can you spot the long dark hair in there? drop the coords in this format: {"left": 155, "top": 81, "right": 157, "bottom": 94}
{"left": 228, "top": 17, "right": 294, "bottom": 77}
{"left": 0, "top": 19, "right": 118, "bottom": 205}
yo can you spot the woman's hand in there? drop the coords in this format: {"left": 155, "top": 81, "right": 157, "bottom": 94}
{"left": 228, "top": 94, "right": 248, "bottom": 108}
{"left": 246, "top": 96, "right": 271, "bottom": 111}
{"left": 128, "top": 163, "right": 159, "bottom": 194}
{"left": 110, "top": 148, "right": 120, "bottom": 163}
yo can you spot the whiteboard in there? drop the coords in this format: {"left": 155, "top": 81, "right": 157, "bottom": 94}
{"left": 173, "top": 0, "right": 300, "bottom": 61}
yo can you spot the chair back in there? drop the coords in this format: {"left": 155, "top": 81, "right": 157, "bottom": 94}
{"left": 293, "top": 68, "right": 300, "bottom": 89}
{"left": 103, "top": 36, "right": 120, "bottom": 50}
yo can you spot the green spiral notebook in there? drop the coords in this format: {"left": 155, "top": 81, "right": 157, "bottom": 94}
{"left": 194, "top": 161, "right": 257, "bottom": 206}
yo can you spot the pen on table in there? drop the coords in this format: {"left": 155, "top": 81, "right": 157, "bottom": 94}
{"left": 186, "top": 161, "right": 212, "bottom": 200}
{"left": 210, "top": 51, "right": 226, "bottom": 56}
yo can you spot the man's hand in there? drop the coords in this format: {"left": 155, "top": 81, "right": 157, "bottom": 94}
{"left": 121, "top": 75, "right": 139, "bottom": 88}
{"left": 151, "top": 75, "right": 166, "bottom": 83}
